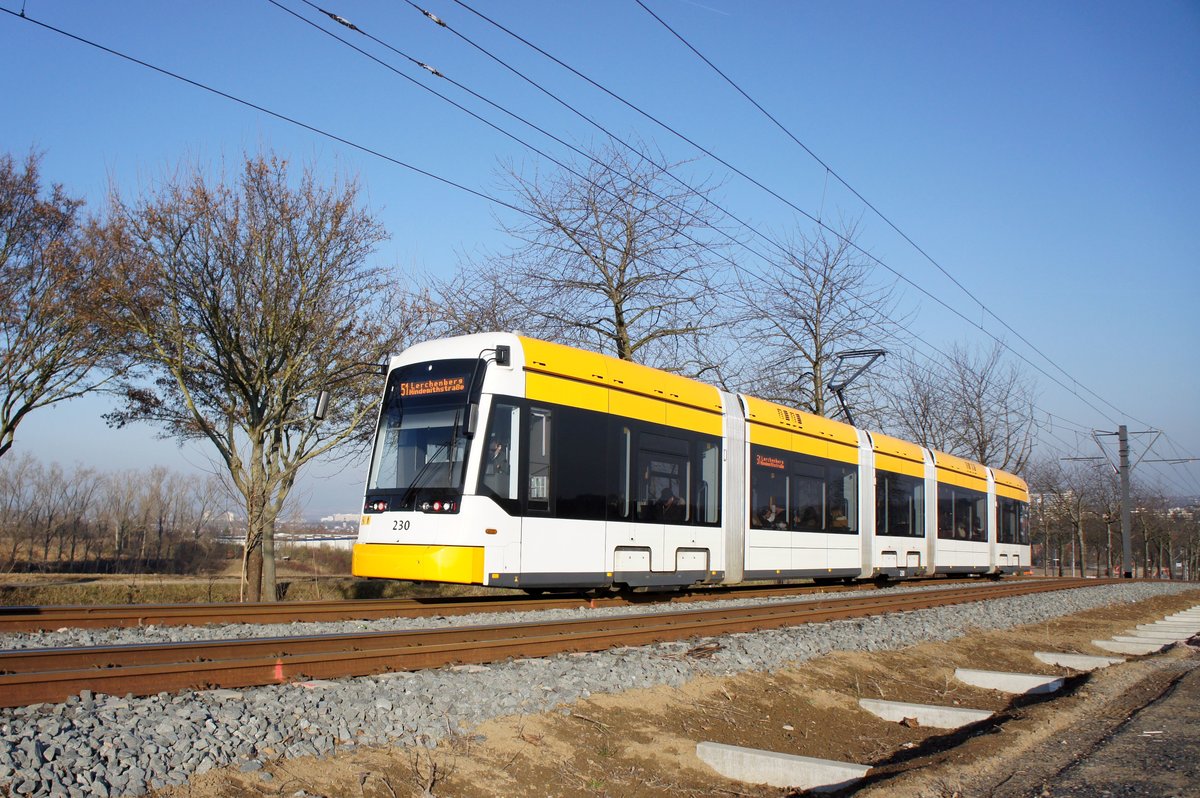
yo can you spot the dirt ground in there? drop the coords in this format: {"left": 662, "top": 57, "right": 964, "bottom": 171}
{"left": 161, "top": 589, "right": 1200, "bottom": 798}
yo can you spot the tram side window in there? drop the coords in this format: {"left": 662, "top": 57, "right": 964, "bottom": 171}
{"left": 937, "top": 484, "right": 987, "bottom": 542}
{"left": 968, "top": 492, "right": 986, "bottom": 541}
{"left": 749, "top": 447, "right": 858, "bottom": 534}
{"left": 480, "top": 401, "right": 520, "bottom": 505}
{"left": 828, "top": 463, "right": 857, "bottom": 533}
{"left": 554, "top": 406, "right": 607, "bottom": 520}
{"left": 790, "top": 462, "right": 824, "bottom": 531}
{"left": 750, "top": 451, "right": 788, "bottom": 529}
{"left": 877, "top": 471, "right": 924, "bottom": 538}
{"left": 1018, "top": 502, "right": 1030, "bottom": 545}
{"left": 699, "top": 441, "right": 720, "bottom": 524}
{"left": 527, "top": 408, "right": 551, "bottom": 513}
{"left": 637, "top": 432, "right": 689, "bottom": 523}
{"left": 611, "top": 426, "right": 634, "bottom": 521}
{"left": 998, "top": 497, "right": 1019, "bottom": 544}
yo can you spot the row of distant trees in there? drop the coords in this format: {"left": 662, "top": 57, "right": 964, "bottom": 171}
{"left": 1029, "top": 458, "right": 1199, "bottom": 579}
{"left": 2, "top": 141, "right": 1042, "bottom": 599}
{"left": 0, "top": 454, "right": 231, "bottom": 573}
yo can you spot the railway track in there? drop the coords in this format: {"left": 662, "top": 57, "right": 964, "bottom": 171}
{"left": 0, "top": 575, "right": 1033, "bottom": 632}
{"left": 0, "top": 578, "right": 1103, "bottom": 708}
{"left": 0, "top": 581, "right": 896, "bottom": 632}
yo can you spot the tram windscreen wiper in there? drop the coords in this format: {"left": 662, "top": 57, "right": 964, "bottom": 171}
{"left": 400, "top": 441, "right": 450, "bottom": 507}
{"left": 447, "top": 409, "right": 461, "bottom": 484}
{"left": 399, "top": 410, "right": 463, "bottom": 507}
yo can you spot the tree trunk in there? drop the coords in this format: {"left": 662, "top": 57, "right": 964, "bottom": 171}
{"left": 262, "top": 523, "right": 277, "bottom": 601}
{"left": 243, "top": 539, "right": 263, "bottom": 602}
{"left": 1075, "top": 519, "right": 1086, "bottom": 579}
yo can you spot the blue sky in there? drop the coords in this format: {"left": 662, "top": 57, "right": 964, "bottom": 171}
{"left": 2, "top": 0, "right": 1198, "bottom": 515}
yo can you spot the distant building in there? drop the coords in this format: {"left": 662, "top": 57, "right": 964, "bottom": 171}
{"left": 277, "top": 531, "right": 355, "bottom": 550}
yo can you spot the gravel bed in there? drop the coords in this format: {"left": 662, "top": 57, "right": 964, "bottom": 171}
{"left": 0, "top": 582, "right": 1193, "bottom": 797}
{"left": 0, "top": 580, "right": 1039, "bottom": 651}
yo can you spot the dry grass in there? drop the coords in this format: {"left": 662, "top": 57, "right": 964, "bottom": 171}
{"left": 0, "top": 572, "right": 517, "bottom": 607}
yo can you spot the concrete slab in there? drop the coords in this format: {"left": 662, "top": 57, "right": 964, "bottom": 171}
{"left": 1093, "top": 639, "right": 1166, "bottom": 655}
{"left": 1138, "top": 624, "right": 1197, "bottom": 637}
{"left": 696, "top": 741, "right": 870, "bottom": 792}
{"left": 858, "top": 698, "right": 992, "bottom": 729}
{"left": 1034, "top": 652, "right": 1124, "bottom": 671}
{"left": 1121, "top": 631, "right": 1184, "bottom": 644}
{"left": 954, "top": 668, "right": 1063, "bottom": 695}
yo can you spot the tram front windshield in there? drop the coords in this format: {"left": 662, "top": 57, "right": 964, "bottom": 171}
{"left": 366, "top": 359, "right": 478, "bottom": 507}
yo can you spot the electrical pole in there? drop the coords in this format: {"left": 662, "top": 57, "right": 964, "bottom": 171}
{"left": 1118, "top": 425, "right": 1133, "bottom": 578}
{"left": 1090, "top": 426, "right": 1162, "bottom": 579}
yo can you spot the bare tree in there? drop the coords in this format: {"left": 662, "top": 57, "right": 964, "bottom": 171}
{"left": 737, "top": 222, "right": 903, "bottom": 417}
{"left": 1028, "top": 458, "right": 1113, "bottom": 577}
{"left": 93, "top": 153, "right": 420, "bottom": 601}
{"left": 436, "top": 141, "right": 729, "bottom": 369}
{"left": 885, "top": 341, "right": 1036, "bottom": 471}
{"left": 98, "top": 469, "right": 141, "bottom": 562}
{"left": 0, "top": 452, "right": 37, "bottom": 569}
{"left": 0, "top": 151, "right": 114, "bottom": 459}
{"left": 884, "top": 358, "right": 957, "bottom": 453}
{"left": 944, "top": 342, "right": 1036, "bottom": 471}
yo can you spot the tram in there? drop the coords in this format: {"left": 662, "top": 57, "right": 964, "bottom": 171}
{"left": 352, "top": 333, "right": 1030, "bottom": 589}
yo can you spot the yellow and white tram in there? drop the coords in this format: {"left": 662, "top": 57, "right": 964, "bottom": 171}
{"left": 352, "top": 333, "right": 1031, "bottom": 589}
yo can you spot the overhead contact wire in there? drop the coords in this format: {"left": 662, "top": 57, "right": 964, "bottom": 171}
{"left": 0, "top": 7, "right": 531, "bottom": 221}
{"left": 446, "top": 0, "right": 1127, "bottom": 429}
{"left": 633, "top": 0, "right": 1151, "bottom": 431}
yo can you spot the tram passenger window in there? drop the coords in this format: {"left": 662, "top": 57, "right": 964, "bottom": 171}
{"left": 998, "top": 498, "right": 1019, "bottom": 544}
{"left": 699, "top": 442, "right": 720, "bottom": 524}
{"left": 611, "top": 426, "right": 633, "bottom": 521}
{"left": 969, "top": 493, "right": 987, "bottom": 542}
{"left": 527, "top": 408, "right": 551, "bottom": 512}
{"left": 827, "top": 463, "right": 857, "bottom": 533}
{"left": 750, "top": 448, "right": 788, "bottom": 529}
{"left": 937, "top": 484, "right": 986, "bottom": 541}
{"left": 955, "top": 498, "right": 973, "bottom": 539}
{"left": 999, "top": 497, "right": 1030, "bottom": 545}
{"left": 937, "top": 488, "right": 953, "bottom": 539}
{"left": 636, "top": 433, "right": 690, "bottom": 524}
{"left": 638, "top": 454, "right": 685, "bottom": 522}
{"left": 554, "top": 406, "right": 607, "bottom": 520}
{"left": 790, "top": 462, "right": 824, "bottom": 531}
{"left": 877, "top": 471, "right": 924, "bottom": 538}
{"left": 480, "top": 402, "right": 520, "bottom": 503}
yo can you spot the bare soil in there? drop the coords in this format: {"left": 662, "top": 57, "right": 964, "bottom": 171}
{"left": 153, "top": 588, "right": 1200, "bottom": 798}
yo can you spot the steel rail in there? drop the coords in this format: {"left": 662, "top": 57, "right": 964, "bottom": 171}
{"left": 0, "top": 578, "right": 965, "bottom": 632}
{"left": 0, "top": 579, "right": 1101, "bottom": 707}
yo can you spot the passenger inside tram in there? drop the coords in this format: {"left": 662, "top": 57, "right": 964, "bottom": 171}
{"left": 759, "top": 499, "right": 787, "bottom": 529}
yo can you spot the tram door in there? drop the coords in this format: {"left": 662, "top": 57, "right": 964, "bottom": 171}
{"left": 518, "top": 405, "right": 609, "bottom": 582}
{"left": 608, "top": 425, "right": 666, "bottom": 578}
{"left": 516, "top": 406, "right": 559, "bottom": 577}
{"left": 479, "top": 400, "right": 523, "bottom": 576}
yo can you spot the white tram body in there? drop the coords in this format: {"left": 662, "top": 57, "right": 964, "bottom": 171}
{"left": 353, "top": 334, "right": 1031, "bottom": 589}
